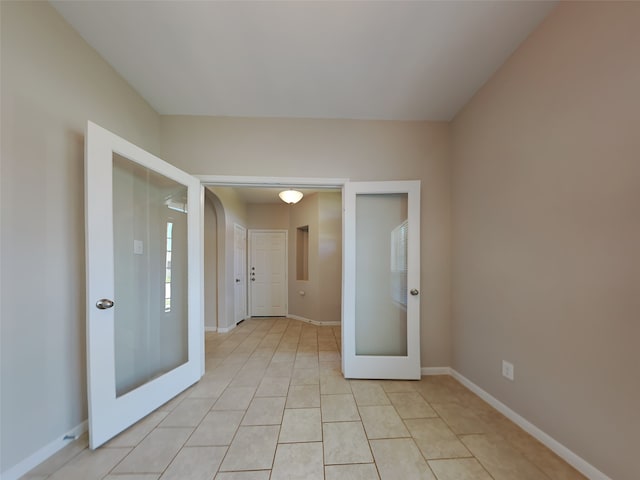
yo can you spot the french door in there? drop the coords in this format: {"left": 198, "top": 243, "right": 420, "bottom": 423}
{"left": 85, "top": 121, "right": 203, "bottom": 448}
{"left": 343, "top": 181, "right": 421, "bottom": 379}
{"left": 248, "top": 230, "right": 287, "bottom": 316}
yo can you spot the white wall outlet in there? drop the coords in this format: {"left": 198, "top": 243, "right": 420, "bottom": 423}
{"left": 502, "top": 360, "right": 514, "bottom": 381}
{"left": 133, "top": 240, "right": 144, "bottom": 255}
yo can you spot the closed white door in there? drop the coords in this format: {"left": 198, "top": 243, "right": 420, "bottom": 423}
{"left": 249, "top": 230, "right": 287, "bottom": 316}
{"left": 85, "top": 122, "right": 203, "bottom": 448}
{"left": 343, "top": 181, "right": 421, "bottom": 379}
{"left": 234, "top": 224, "right": 247, "bottom": 323}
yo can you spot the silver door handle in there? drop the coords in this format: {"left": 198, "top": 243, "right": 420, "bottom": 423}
{"left": 235, "top": 279, "right": 241, "bottom": 283}
{"left": 96, "top": 298, "right": 114, "bottom": 309}
{"left": 251, "top": 278, "right": 255, "bottom": 281}
{"left": 410, "top": 289, "right": 419, "bottom": 296}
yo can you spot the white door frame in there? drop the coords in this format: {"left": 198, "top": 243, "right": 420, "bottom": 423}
{"left": 233, "top": 223, "right": 248, "bottom": 323}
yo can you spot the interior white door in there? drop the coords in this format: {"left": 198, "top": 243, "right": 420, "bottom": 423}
{"left": 234, "top": 224, "right": 247, "bottom": 323}
{"left": 249, "top": 230, "right": 287, "bottom": 316}
{"left": 85, "top": 121, "right": 203, "bottom": 448}
{"left": 342, "top": 181, "right": 421, "bottom": 379}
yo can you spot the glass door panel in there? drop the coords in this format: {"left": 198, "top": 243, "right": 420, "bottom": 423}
{"left": 355, "top": 193, "right": 408, "bottom": 356}
{"left": 112, "top": 154, "right": 189, "bottom": 396}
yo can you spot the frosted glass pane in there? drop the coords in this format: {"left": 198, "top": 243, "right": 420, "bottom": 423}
{"left": 355, "top": 193, "right": 408, "bottom": 356}
{"left": 113, "top": 153, "right": 188, "bottom": 397}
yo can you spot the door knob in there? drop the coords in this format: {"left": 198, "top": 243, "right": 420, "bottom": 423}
{"left": 96, "top": 298, "right": 114, "bottom": 309}
{"left": 235, "top": 278, "right": 240, "bottom": 283}
{"left": 410, "top": 289, "right": 419, "bottom": 296}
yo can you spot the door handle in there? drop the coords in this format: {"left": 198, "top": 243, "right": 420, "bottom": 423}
{"left": 410, "top": 289, "right": 419, "bottom": 296}
{"left": 96, "top": 298, "right": 114, "bottom": 310}
{"left": 235, "top": 278, "right": 241, "bottom": 283}
{"left": 251, "top": 278, "right": 255, "bottom": 281}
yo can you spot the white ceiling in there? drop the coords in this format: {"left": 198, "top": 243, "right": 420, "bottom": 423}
{"left": 51, "top": 0, "right": 555, "bottom": 121}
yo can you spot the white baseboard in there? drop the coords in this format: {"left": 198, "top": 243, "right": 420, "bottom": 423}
{"left": 420, "top": 366, "right": 452, "bottom": 376}
{"left": 217, "top": 324, "right": 235, "bottom": 333}
{"left": 449, "top": 369, "right": 611, "bottom": 480}
{"left": 1, "top": 421, "right": 88, "bottom": 480}
{"left": 204, "top": 326, "right": 217, "bottom": 332}
{"left": 287, "top": 314, "right": 340, "bottom": 326}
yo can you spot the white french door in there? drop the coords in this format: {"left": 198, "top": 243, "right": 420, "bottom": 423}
{"left": 85, "top": 121, "right": 203, "bottom": 448}
{"left": 249, "top": 230, "right": 287, "bottom": 317}
{"left": 233, "top": 224, "right": 247, "bottom": 323}
{"left": 343, "top": 181, "right": 421, "bottom": 379}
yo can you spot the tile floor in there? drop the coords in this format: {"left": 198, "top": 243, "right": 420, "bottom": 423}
{"left": 22, "top": 317, "right": 586, "bottom": 480}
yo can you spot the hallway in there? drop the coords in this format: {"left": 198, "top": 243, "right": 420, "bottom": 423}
{"left": 23, "top": 318, "right": 584, "bottom": 479}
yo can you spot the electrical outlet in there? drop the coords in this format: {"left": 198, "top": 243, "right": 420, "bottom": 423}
{"left": 502, "top": 360, "right": 514, "bottom": 381}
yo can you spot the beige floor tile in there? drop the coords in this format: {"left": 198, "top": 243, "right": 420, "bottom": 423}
{"left": 242, "top": 396, "right": 286, "bottom": 425}
{"left": 159, "top": 446, "right": 226, "bottom": 480}
{"left": 321, "top": 394, "right": 360, "bottom": 422}
{"left": 271, "top": 442, "right": 324, "bottom": 480}
{"left": 461, "top": 434, "right": 548, "bottom": 480}
{"left": 370, "top": 438, "right": 436, "bottom": 480}
{"left": 380, "top": 380, "right": 418, "bottom": 393}
{"left": 323, "top": 422, "right": 373, "bottom": 465}
{"left": 285, "top": 384, "right": 320, "bottom": 408}
{"left": 112, "top": 428, "right": 192, "bottom": 473}
{"left": 359, "top": 405, "right": 410, "bottom": 439}
{"left": 428, "top": 458, "right": 493, "bottom": 480}
{"left": 188, "top": 377, "right": 230, "bottom": 398}
{"left": 157, "top": 388, "right": 192, "bottom": 412}
{"left": 405, "top": 418, "right": 471, "bottom": 459}
{"left": 46, "top": 447, "right": 130, "bottom": 480}
{"left": 220, "top": 425, "right": 279, "bottom": 471}
{"left": 186, "top": 410, "right": 244, "bottom": 446}
{"left": 215, "top": 472, "right": 271, "bottom": 480}
{"left": 271, "top": 351, "right": 296, "bottom": 363}
{"left": 264, "top": 362, "right": 293, "bottom": 378}
{"left": 387, "top": 391, "right": 437, "bottom": 419}
{"left": 431, "top": 402, "right": 488, "bottom": 434}
{"left": 291, "top": 368, "right": 320, "bottom": 385}
{"left": 212, "top": 386, "right": 256, "bottom": 411}
{"left": 279, "top": 408, "right": 322, "bottom": 443}
{"left": 319, "top": 350, "right": 341, "bottom": 362}
{"left": 320, "top": 375, "right": 352, "bottom": 395}
{"left": 350, "top": 382, "right": 391, "bottom": 406}
{"left": 255, "top": 376, "right": 290, "bottom": 397}
{"left": 105, "top": 411, "right": 168, "bottom": 448}
{"left": 159, "top": 398, "right": 216, "bottom": 427}
{"left": 325, "top": 464, "right": 380, "bottom": 480}
{"left": 319, "top": 360, "right": 342, "bottom": 376}
{"left": 104, "top": 475, "right": 160, "bottom": 480}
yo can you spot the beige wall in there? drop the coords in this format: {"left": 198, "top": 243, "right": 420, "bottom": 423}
{"left": 451, "top": 3, "right": 640, "bottom": 480}
{"left": 288, "top": 194, "right": 320, "bottom": 321}
{"left": 0, "top": 1, "right": 161, "bottom": 474}
{"left": 247, "top": 203, "right": 290, "bottom": 230}
{"left": 160, "top": 115, "right": 452, "bottom": 368}
{"left": 207, "top": 187, "right": 248, "bottom": 330}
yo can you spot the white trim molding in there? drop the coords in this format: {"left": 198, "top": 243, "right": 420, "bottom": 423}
{"left": 420, "top": 366, "right": 452, "bottom": 376}
{"left": 1, "top": 421, "right": 88, "bottom": 480}
{"left": 449, "top": 369, "right": 612, "bottom": 480}
{"left": 196, "top": 175, "right": 348, "bottom": 189}
{"left": 204, "top": 326, "right": 217, "bottom": 332}
{"left": 216, "top": 324, "right": 236, "bottom": 333}
{"left": 287, "top": 314, "right": 340, "bottom": 327}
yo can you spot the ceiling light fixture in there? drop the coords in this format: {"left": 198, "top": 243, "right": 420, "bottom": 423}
{"left": 278, "top": 189, "right": 304, "bottom": 205}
